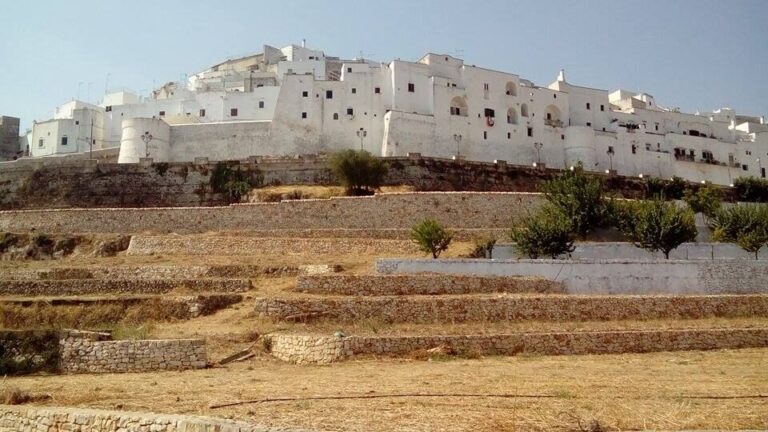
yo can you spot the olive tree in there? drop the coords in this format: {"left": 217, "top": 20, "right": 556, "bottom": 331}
{"left": 510, "top": 206, "right": 575, "bottom": 259}
{"left": 710, "top": 204, "right": 768, "bottom": 259}
{"left": 329, "top": 150, "right": 388, "bottom": 196}
{"left": 616, "top": 199, "right": 697, "bottom": 259}
{"left": 411, "top": 219, "right": 453, "bottom": 259}
{"left": 540, "top": 165, "right": 609, "bottom": 239}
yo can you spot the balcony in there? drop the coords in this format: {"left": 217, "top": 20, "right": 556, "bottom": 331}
{"left": 544, "top": 119, "right": 563, "bottom": 128}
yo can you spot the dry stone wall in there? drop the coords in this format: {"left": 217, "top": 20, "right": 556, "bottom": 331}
{"left": 254, "top": 294, "right": 768, "bottom": 324}
{"left": 0, "top": 192, "right": 542, "bottom": 234}
{"left": 127, "top": 235, "right": 419, "bottom": 256}
{"left": 0, "top": 278, "right": 251, "bottom": 296}
{"left": 0, "top": 405, "right": 286, "bottom": 432}
{"left": 296, "top": 274, "right": 564, "bottom": 296}
{"left": 269, "top": 328, "right": 768, "bottom": 364}
{"left": 59, "top": 330, "right": 207, "bottom": 374}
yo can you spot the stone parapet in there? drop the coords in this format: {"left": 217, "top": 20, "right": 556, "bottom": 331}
{"left": 254, "top": 294, "right": 768, "bottom": 324}
{"left": 296, "top": 274, "right": 564, "bottom": 296}
{"left": 268, "top": 328, "right": 768, "bottom": 364}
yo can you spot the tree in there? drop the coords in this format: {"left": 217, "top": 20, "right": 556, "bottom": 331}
{"left": 733, "top": 177, "right": 768, "bottom": 203}
{"left": 644, "top": 177, "right": 688, "bottom": 200}
{"left": 510, "top": 206, "right": 575, "bottom": 259}
{"left": 683, "top": 184, "right": 723, "bottom": 218}
{"left": 210, "top": 163, "right": 257, "bottom": 203}
{"left": 710, "top": 204, "right": 768, "bottom": 259}
{"left": 411, "top": 219, "right": 453, "bottom": 259}
{"left": 617, "top": 199, "right": 697, "bottom": 259}
{"left": 539, "top": 164, "right": 609, "bottom": 239}
{"left": 329, "top": 150, "right": 388, "bottom": 196}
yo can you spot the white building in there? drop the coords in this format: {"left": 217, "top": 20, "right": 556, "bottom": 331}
{"left": 28, "top": 43, "right": 768, "bottom": 185}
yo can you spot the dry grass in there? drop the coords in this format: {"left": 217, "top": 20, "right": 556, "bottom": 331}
{"left": 249, "top": 185, "right": 416, "bottom": 202}
{"left": 7, "top": 349, "right": 768, "bottom": 431}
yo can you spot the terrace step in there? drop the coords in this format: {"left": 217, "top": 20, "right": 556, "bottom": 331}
{"left": 267, "top": 328, "right": 768, "bottom": 364}
{"left": 296, "top": 274, "right": 564, "bottom": 296}
{"left": 254, "top": 294, "right": 768, "bottom": 324}
{"left": 0, "top": 278, "right": 251, "bottom": 296}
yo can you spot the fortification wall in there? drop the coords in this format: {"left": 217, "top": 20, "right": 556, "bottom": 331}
{"left": 268, "top": 328, "right": 768, "bottom": 364}
{"left": 0, "top": 406, "right": 274, "bottom": 432}
{"left": 254, "top": 294, "right": 768, "bottom": 324}
{"left": 376, "top": 259, "right": 768, "bottom": 295}
{"left": 59, "top": 330, "right": 207, "bottom": 374}
{"left": 0, "top": 192, "right": 541, "bottom": 234}
{"left": 296, "top": 274, "right": 564, "bottom": 296}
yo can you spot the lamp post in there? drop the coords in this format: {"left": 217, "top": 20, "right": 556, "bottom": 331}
{"left": 533, "top": 142, "right": 543, "bottom": 165}
{"left": 606, "top": 147, "right": 615, "bottom": 171}
{"left": 141, "top": 131, "right": 153, "bottom": 158}
{"left": 356, "top": 128, "right": 367, "bottom": 151}
{"left": 453, "top": 134, "right": 462, "bottom": 158}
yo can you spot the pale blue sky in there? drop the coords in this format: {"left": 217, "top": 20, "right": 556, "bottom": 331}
{"left": 1, "top": 0, "right": 766, "bottom": 131}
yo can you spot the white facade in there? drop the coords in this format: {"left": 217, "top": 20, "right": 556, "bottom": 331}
{"left": 28, "top": 43, "right": 768, "bottom": 185}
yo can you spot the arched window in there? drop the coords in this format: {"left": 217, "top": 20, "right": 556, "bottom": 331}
{"left": 450, "top": 96, "right": 468, "bottom": 117}
{"left": 333, "top": 113, "right": 339, "bottom": 120}
{"left": 505, "top": 82, "right": 517, "bottom": 97}
{"left": 520, "top": 103, "right": 529, "bottom": 117}
{"left": 507, "top": 107, "right": 518, "bottom": 125}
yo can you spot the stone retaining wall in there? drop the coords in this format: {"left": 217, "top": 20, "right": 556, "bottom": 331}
{"left": 254, "top": 294, "right": 768, "bottom": 324}
{"left": 0, "top": 405, "right": 283, "bottom": 432}
{"left": 376, "top": 259, "right": 768, "bottom": 295}
{"left": 268, "top": 328, "right": 768, "bottom": 364}
{"left": 59, "top": 330, "right": 207, "bottom": 374}
{"left": 0, "top": 278, "right": 251, "bottom": 296}
{"left": 127, "top": 235, "right": 419, "bottom": 256}
{"left": 0, "top": 192, "right": 542, "bottom": 234}
{"left": 296, "top": 274, "right": 564, "bottom": 296}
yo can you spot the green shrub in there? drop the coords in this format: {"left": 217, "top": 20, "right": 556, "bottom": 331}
{"left": 411, "top": 219, "right": 453, "bottom": 259}
{"left": 540, "top": 164, "right": 609, "bottom": 239}
{"left": 209, "top": 163, "right": 257, "bottom": 203}
{"left": 617, "top": 199, "right": 697, "bottom": 259}
{"left": 329, "top": 150, "right": 388, "bottom": 196}
{"left": 683, "top": 184, "right": 723, "bottom": 218}
{"left": 510, "top": 206, "right": 575, "bottom": 259}
{"left": 710, "top": 204, "right": 768, "bottom": 259}
{"left": 733, "top": 177, "right": 768, "bottom": 202}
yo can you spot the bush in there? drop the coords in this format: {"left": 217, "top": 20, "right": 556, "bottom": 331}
{"left": 510, "top": 206, "right": 575, "bottom": 259}
{"left": 0, "top": 232, "right": 19, "bottom": 253}
{"left": 616, "top": 199, "right": 697, "bottom": 259}
{"left": 330, "top": 150, "right": 388, "bottom": 196}
{"left": 210, "top": 163, "right": 256, "bottom": 203}
{"left": 710, "top": 204, "right": 768, "bottom": 259}
{"left": 466, "top": 235, "right": 497, "bottom": 259}
{"left": 683, "top": 184, "right": 723, "bottom": 218}
{"left": 733, "top": 177, "right": 768, "bottom": 202}
{"left": 0, "top": 330, "right": 61, "bottom": 375}
{"left": 411, "top": 219, "right": 453, "bottom": 259}
{"left": 644, "top": 177, "right": 687, "bottom": 200}
{"left": 540, "top": 164, "right": 609, "bottom": 239}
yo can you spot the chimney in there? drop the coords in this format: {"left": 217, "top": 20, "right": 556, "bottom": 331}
{"left": 557, "top": 69, "right": 566, "bottom": 82}
{"left": 302, "top": 39, "right": 306, "bottom": 48}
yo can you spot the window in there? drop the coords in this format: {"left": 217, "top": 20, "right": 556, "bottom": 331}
{"left": 258, "top": 101, "right": 265, "bottom": 109}
{"left": 608, "top": 146, "right": 614, "bottom": 153}
{"left": 199, "top": 109, "right": 206, "bottom": 117}
{"left": 408, "top": 83, "right": 415, "bottom": 93}
{"left": 333, "top": 113, "right": 339, "bottom": 120}
{"left": 746, "top": 150, "right": 752, "bottom": 156}
{"left": 586, "top": 103, "right": 591, "bottom": 110}
{"left": 347, "top": 108, "right": 354, "bottom": 116}
{"left": 600, "top": 105, "right": 605, "bottom": 111}
{"left": 352, "top": 88, "right": 357, "bottom": 94}
{"left": 61, "top": 136, "right": 68, "bottom": 146}
{"left": 553, "top": 94, "right": 557, "bottom": 99}
{"left": 586, "top": 122, "right": 592, "bottom": 127}
{"left": 762, "top": 167, "right": 766, "bottom": 178}
{"left": 326, "top": 90, "right": 333, "bottom": 99}
{"left": 483, "top": 83, "right": 489, "bottom": 91}
{"left": 645, "top": 143, "right": 651, "bottom": 151}
{"left": 374, "top": 87, "right": 381, "bottom": 94}
{"left": 632, "top": 145, "right": 637, "bottom": 154}
{"left": 484, "top": 108, "right": 495, "bottom": 118}
{"left": 302, "top": 91, "right": 308, "bottom": 97}
{"left": 507, "top": 108, "right": 518, "bottom": 124}
{"left": 507, "top": 132, "right": 511, "bottom": 139}
{"left": 75, "top": 121, "right": 79, "bottom": 125}
{"left": 38, "top": 139, "right": 44, "bottom": 148}
{"left": 527, "top": 127, "right": 533, "bottom": 137}
{"left": 230, "top": 108, "right": 238, "bottom": 117}
{"left": 159, "top": 111, "right": 166, "bottom": 117}
{"left": 520, "top": 104, "right": 529, "bottom": 117}
{"left": 483, "top": 131, "right": 488, "bottom": 140}
{"left": 743, "top": 164, "right": 749, "bottom": 171}
{"left": 655, "top": 123, "right": 659, "bottom": 131}
{"left": 546, "top": 113, "right": 552, "bottom": 120}
{"left": 302, "top": 112, "right": 307, "bottom": 119}
{"left": 105, "top": 106, "right": 112, "bottom": 112}
{"left": 347, "top": 67, "right": 352, "bottom": 73}
{"left": 450, "top": 107, "right": 462, "bottom": 116}
{"left": 561, "top": 134, "right": 565, "bottom": 140}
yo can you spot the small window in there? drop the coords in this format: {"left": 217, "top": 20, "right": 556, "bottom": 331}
{"left": 408, "top": 83, "right": 415, "bottom": 93}
{"left": 483, "top": 131, "right": 488, "bottom": 140}
{"left": 655, "top": 123, "right": 659, "bottom": 131}
{"left": 347, "top": 67, "right": 352, "bottom": 73}
{"left": 302, "top": 91, "right": 308, "bottom": 97}
{"left": 608, "top": 146, "right": 614, "bottom": 153}
{"left": 38, "top": 139, "right": 44, "bottom": 147}
{"left": 586, "top": 103, "right": 591, "bottom": 110}
{"left": 302, "top": 112, "right": 307, "bottom": 119}
{"left": 230, "top": 108, "right": 238, "bottom": 117}
{"left": 352, "top": 88, "right": 357, "bottom": 94}
{"left": 561, "top": 134, "right": 565, "bottom": 140}
{"left": 527, "top": 127, "right": 533, "bottom": 137}
{"left": 484, "top": 108, "right": 495, "bottom": 118}
{"left": 483, "top": 83, "right": 489, "bottom": 91}
{"left": 105, "top": 106, "right": 112, "bottom": 112}
{"left": 507, "top": 132, "right": 511, "bottom": 139}
{"left": 600, "top": 105, "right": 605, "bottom": 111}
{"left": 374, "top": 87, "right": 381, "bottom": 94}
{"left": 326, "top": 90, "right": 333, "bottom": 99}
{"left": 199, "top": 109, "right": 206, "bottom": 117}
{"left": 333, "top": 113, "right": 339, "bottom": 120}
{"left": 61, "top": 136, "right": 68, "bottom": 146}
{"left": 743, "top": 164, "right": 749, "bottom": 171}
{"left": 258, "top": 101, "right": 265, "bottom": 109}
{"left": 347, "top": 108, "right": 354, "bottom": 116}
{"left": 586, "top": 122, "right": 592, "bottom": 127}
{"left": 159, "top": 111, "right": 166, "bottom": 117}
{"left": 632, "top": 145, "right": 637, "bottom": 154}
{"left": 75, "top": 121, "right": 79, "bottom": 125}
{"left": 553, "top": 94, "right": 557, "bottom": 99}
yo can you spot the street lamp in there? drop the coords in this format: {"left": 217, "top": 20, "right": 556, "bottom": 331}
{"left": 453, "top": 134, "right": 462, "bottom": 158}
{"left": 606, "top": 147, "right": 615, "bottom": 171}
{"left": 533, "top": 142, "right": 543, "bottom": 165}
{"left": 141, "top": 131, "right": 153, "bottom": 158}
{"left": 356, "top": 128, "right": 367, "bottom": 151}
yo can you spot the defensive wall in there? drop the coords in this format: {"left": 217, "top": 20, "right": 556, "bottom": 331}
{"left": 376, "top": 258, "right": 768, "bottom": 295}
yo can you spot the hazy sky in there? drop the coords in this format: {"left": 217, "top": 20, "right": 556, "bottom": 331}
{"left": 1, "top": 0, "right": 766, "bottom": 131}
